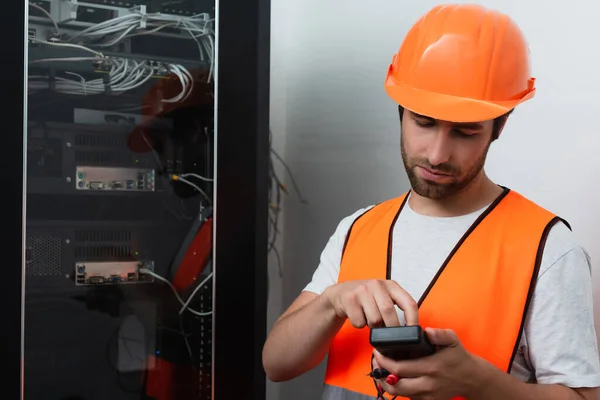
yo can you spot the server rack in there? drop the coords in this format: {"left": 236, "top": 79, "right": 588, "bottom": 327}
{"left": 1, "top": 0, "right": 269, "bottom": 399}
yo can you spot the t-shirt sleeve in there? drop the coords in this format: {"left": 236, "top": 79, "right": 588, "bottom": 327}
{"left": 524, "top": 224, "right": 600, "bottom": 387}
{"left": 303, "top": 206, "right": 373, "bottom": 295}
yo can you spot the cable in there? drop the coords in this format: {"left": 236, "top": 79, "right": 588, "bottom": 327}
{"left": 28, "top": 36, "right": 195, "bottom": 98}
{"left": 106, "top": 323, "right": 145, "bottom": 393}
{"left": 270, "top": 146, "right": 308, "bottom": 204}
{"left": 267, "top": 130, "right": 287, "bottom": 283}
{"left": 28, "top": 56, "right": 101, "bottom": 64}
{"left": 171, "top": 174, "right": 212, "bottom": 206}
{"left": 138, "top": 267, "right": 212, "bottom": 317}
{"left": 29, "top": 37, "right": 104, "bottom": 57}
{"left": 29, "top": 2, "right": 59, "bottom": 35}
{"left": 66, "top": 11, "right": 215, "bottom": 82}
{"left": 267, "top": 129, "right": 308, "bottom": 260}
{"left": 179, "top": 173, "right": 213, "bottom": 182}
{"left": 178, "top": 272, "right": 212, "bottom": 316}
{"left": 178, "top": 316, "right": 194, "bottom": 362}
{"left": 369, "top": 365, "right": 397, "bottom": 399}
{"left": 28, "top": 57, "right": 192, "bottom": 98}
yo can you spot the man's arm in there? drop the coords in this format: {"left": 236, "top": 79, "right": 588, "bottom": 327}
{"left": 262, "top": 207, "right": 375, "bottom": 382}
{"left": 262, "top": 290, "right": 345, "bottom": 382}
{"left": 263, "top": 279, "right": 418, "bottom": 382}
{"left": 472, "top": 358, "right": 599, "bottom": 400}
{"left": 263, "top": 205, "right": 422, "bottom": 382}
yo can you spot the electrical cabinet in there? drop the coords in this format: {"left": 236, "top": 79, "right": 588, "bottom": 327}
{"left": 2, "top": 0, "right": 269, "bottom": 399}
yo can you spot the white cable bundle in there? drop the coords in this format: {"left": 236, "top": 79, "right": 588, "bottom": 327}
{"left": 27, "top": 3, "right": 213, "bottom": 96}
{"left": 29, "top": 56, "right": 193, "bottom": 101}
{"left": 68, "top": 12, "right": 215, "bottom": 82}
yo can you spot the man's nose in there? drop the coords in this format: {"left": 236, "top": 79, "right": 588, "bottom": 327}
{"left": 426, "top": 129, "right": 451, "bottom": 166}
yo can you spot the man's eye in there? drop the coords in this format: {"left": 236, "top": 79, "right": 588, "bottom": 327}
{"left": 415, "top": 120, "right": 434, "bottom": 127}
{"left": 453, "top": 129, "right": 477, "bottom": 138}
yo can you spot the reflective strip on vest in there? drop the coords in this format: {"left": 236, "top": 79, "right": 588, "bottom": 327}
{"left": 322, "top": 384, "right": 373, "bottom": 400}
{"left": 322, "top": 188, "right": 568, "bottom": 400}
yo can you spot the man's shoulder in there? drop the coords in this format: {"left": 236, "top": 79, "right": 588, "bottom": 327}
{"left": 540, "top": 218, "right": 589, "bottom": 276}
{"left": 333, "top": 194, "right": 409, "bottom": 236}
{"left": 333, "top": 205, "right": 375, "bottom": 237}
{"left": 506, "top": 189, "right": 560, "bottom": 217}
{"left": 505, "top": 189, "right": 585, "bottom": 273}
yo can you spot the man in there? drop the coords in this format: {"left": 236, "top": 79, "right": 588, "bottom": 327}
{"left": 263, "top": 4, "right": 600, "bottom": 400}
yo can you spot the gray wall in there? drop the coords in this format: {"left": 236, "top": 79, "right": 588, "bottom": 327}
{"left": 269, "top": 1, "right": 416, "bottom": 399}
{"left": 269, "top": 0, "right": 600, "bottom": 399}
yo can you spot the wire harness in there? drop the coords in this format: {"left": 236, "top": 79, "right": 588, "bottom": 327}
{"left": 67, "top": 10, "right": 215, "bottom": 82}
{"left": 27, "top": 2, "right": 215, "bottom": 98}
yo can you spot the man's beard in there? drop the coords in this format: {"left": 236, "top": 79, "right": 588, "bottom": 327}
{"left": 400, "top": 136, "right": 490, "bottom": 200}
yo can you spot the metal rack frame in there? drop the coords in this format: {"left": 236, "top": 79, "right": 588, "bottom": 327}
{"left": 1, "top": 0, "right": 270, "bottom": 398}
{"left": 213, "top": 0, "right": 270, "bottom": 399}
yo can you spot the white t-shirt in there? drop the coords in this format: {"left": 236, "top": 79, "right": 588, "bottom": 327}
{"left": 304, "top": 196, "right": 600, "bottom": 387}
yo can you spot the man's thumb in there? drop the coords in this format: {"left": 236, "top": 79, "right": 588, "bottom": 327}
{"left": 425, "top": 328, "right": 459, "bottom": 347}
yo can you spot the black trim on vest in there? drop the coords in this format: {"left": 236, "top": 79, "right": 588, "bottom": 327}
{"left": 507, "top": 216, "right": 569, "bottom": 373}
{"left": 347, "top": 185, "right": 569, "bottom": 379}
{"left": 386, "top": 194, "right": 410, "bottom": 279}
{"left": 341, "top": 208, "right": 374, "bottom": 261}
{"left": 412, "top": 186, "right": 511, "bottom": 303}
{"left": 341, "top": 194, "right": 411, "bottom": 263}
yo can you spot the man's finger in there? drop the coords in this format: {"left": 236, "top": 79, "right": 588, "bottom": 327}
{"left": 371, "top": 353, "right": 380, "bottom": 370}
{"left": 344, "top": 293, "right": 367, "bottom": 328}
{"left": 379, "top": 376, "right": 430, "bottom": 398}
{"left": 385, "top": 281, "right": 419, "bottom": 325}
{"left": 426, "top": 328, "right": 459, "bottom": 346}
{"left": 373, "top": 285, "right": 401, "bottom": 327}
{"left": 357, "top": 289, "right": 384, "bottom": 327}
{"left": 372, "top": 349, "right": 427, "bottom": 378}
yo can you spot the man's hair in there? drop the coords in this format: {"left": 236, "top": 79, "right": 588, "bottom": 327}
{"left": 398, "top": 105, "right": 512, "bottom": 141}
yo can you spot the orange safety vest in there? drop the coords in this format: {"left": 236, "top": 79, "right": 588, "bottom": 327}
{"left": 322, "top": 187, "right": 568, "bottom": 400}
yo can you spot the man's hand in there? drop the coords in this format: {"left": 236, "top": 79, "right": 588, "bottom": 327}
{"left": 373, "top": 328, "right": 480, "bottom": 399}
{"left": 374, "top": 327, "right": 600, "bottom": 400}
{"left": 322, "top": 279, "right": 418, "bottom": 328}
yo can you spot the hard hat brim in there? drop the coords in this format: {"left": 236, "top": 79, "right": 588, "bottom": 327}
{"left": 384, "top": 76, "right": 535, "bottom": 123}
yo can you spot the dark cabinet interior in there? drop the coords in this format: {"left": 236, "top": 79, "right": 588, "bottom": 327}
{"left": 1, "top": 1, "right": 269, "bottom": 399}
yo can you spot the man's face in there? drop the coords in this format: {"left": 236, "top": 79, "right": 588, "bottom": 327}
{"left": 400, "top": 110, "right": 499, "bottom": 200}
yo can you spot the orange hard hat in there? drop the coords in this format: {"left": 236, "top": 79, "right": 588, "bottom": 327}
{"left": 385, "top": 4, "right": 536, "bottom": 122}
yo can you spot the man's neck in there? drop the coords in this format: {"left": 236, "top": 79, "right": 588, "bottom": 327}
{"left": 408, "top": 174, "right": 503, "bottom": 218}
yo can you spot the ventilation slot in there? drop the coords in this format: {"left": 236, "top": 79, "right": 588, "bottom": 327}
{"left": 25, "top": 236, "right": 62, "bottom": 276}
{"left": 75, "top": 135, "right": 127, "bottom": 148}
{"left": 75, "top": 230, "right": 131, "bottom": 242}
{"left": 75, "top": 151, "right": 133, "bottom": 165}
{"left": 74, "top": 245, "right": 131, "bottom": 259}
{"left": 74, "top": 230, "right": 133, "bottom": 261}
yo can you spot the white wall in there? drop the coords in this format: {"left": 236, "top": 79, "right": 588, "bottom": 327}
{"left": 269, "top": 1, "right": 600, "bottom": 399}
{"left": 482, "top": 1, "right": 600, "bottom": 339}
{"left": 266, "top": 0, "right": 291, "bottom": 399}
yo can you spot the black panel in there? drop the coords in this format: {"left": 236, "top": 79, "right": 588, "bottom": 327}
{"left": 27, "top": 121, "right": 160, "bottom": 194}
{"left": 23, "top": 0, "right": 216, "bottom": 395}
{"left": 213, "top": 0, "right": 270, "bottom": 399}
{"left": 2, "top": 0, "right": 25, "bottom": 397}
{"left": 10, "top": 0, "right": 270, "bottom": 398}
